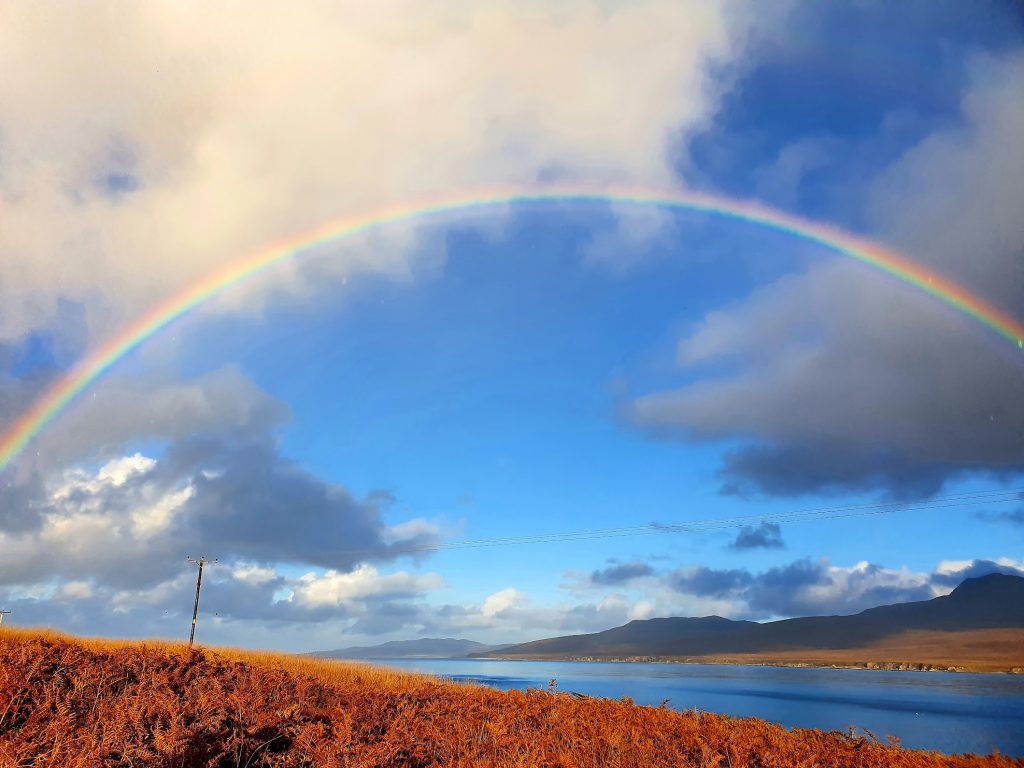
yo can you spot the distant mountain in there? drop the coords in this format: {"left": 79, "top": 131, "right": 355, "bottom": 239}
{"left": 485, "top": 616, "right": 760, "bottom": 658}
{"left": 480, "top": 574, "right": 1024, "bottom": 659}
{"left": 312, "top": 637, "right": 510, "bottom": 660}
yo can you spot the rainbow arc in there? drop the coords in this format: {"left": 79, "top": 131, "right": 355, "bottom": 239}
{"left": 1, "top": 185, "right": 1021, "bottom": 472}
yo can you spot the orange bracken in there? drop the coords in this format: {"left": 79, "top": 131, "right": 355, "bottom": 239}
{"left": 1, "top": 628, "right": 1020, "bottom": 768}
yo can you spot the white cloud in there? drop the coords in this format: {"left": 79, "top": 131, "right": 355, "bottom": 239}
{"left": 629, "top": 600, "right": 655, "bottom": 620}
{"left": 481, "top": 587, "right": 526, "bottom": 617}
{"left": 936, "top": 557, "right": 1024, "bottom": 576}
{"left": 0, "top": 0, "right": 750, "bottom": 344}
{"left": 58, "top": 581, "right": 94, "bottom": 600}
{"left": 231, "top": 564, "right": 279, "bottom": 587}
{"left": 814, "top": 560, "right": 937, "bottom": 605}
{"left": 98, "top": 454, "right": 157, "bottom": 486}
{"left": 50, "top": 454, "right": 156, "bottom": 503}
{"left": 292, "top": 564, "right": 443, "bottom": 608}
{"left": 130, "top": 485, "right": 194, "bottom": 540}
{"left": 382, "top": 518, "right": 444, "bottom": 546}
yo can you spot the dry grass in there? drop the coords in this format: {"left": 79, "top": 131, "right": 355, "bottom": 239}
{"left": 1, "top": 627, "right": 1021, "bottom": 768}
{"left": 0, "top": 626, "right": 428, "bottom": 688}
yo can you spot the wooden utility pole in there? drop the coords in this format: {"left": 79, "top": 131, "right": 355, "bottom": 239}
{"left": 0, "top": 609, "right": 9, "bottom": 627}
{"left": 186, "top": 557, "right": 215, "bottom": 647}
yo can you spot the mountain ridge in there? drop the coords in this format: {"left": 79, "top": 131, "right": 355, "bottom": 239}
{"left": 312, "top": 637, "right": 509, "bottom": 659}
{"left": 476, "top": 573, "right": 1024, "bottom": 661}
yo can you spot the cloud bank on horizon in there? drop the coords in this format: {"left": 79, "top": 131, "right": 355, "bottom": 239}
{"left": 1, "top": 1, "right": 1023, "bottom": 649}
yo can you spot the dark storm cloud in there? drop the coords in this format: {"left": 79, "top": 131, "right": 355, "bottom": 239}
{"left": 729, "top": 521, "right": 784, "bottom": 550}
{"left": 590, "top": 561, "right": 655, "bottom": 585}
{"left": 629, "top": 55, "right": 1024, "bottom": 499}
{"left": 717, "top": 443, "right": 968, "bottom": 501}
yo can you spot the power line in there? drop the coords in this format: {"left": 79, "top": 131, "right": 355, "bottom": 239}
{"left": 350, "top": 486, "right": 1023, "bottom": 558}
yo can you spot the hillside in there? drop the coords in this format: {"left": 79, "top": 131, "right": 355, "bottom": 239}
{"left": 483, "top": 573, "right": 1024, "bottom": 669}
{"left": 1, "top": 628, "right": 1020, "bottom": 767}
{"left": 312, "top": 637, "right": 507, "bottom": 659}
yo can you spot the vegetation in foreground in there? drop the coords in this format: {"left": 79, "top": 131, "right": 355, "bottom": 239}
{"left": 1, "top": 628, "right": 1021, "bottom": 768}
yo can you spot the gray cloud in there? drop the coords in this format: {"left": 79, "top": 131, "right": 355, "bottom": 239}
{"left": 348, "top": 602, "right": 425, "bottom": 636}
{"left": 975, "top": 490, "right": 1024, "bottom": 528}
{"left": 628, "top": 54, "right": 1024, "bottom": 499}
{"left": 162, "top": 436, "right": 437, "bottom": 570}
{"left": 729, "top": 522, "right": 784, "bottom": 550}
{"left": 0, "top": 362, "right": 441, "bottom": 596}
{"left": 1, "top": 363, "right": 293, "bottom": 536}
{"left": 590, "top": 561, "right": 655, "bottom": 585}
{"left": 667, "top": 557, "right": 1021, "bottom": 619}
{"left": 423, "top": 592, "right": 643, "bottom": 640}
{"left": 670, "top": 565, "right": 754, "bottom": 598}
{"left": 743, "top": 559, "right": 843, "bottom": 616}
{"left": 37, "top": 365, "right": 291, "bottom": 471}
{"left": 717, "top": 442, "right": 971, "bottom": 501}
{"left": 0, "top": 470, "right": 47, "bottom": 532}
{"left": 930, "top": 559, "right": 1024, "bottom": 588}
{"left": 0, "top": 347, "right": 446, "bottom": 646}
{"left": 980, "top": 508, "right": 1024, "bottom": 526}
{"left": 0, "top": 561, "right": 443, "bottom": 645}
{"left": 0, "top": 441, "right": 440, "bottom": 592}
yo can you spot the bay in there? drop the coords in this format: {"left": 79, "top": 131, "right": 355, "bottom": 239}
{"left": 371, "top": 659, "right": 1024, "bottom": 756}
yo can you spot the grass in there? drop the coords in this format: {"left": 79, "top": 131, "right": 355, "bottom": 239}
{"left": 1, "top": 627, "right": 1021, "bottom": 767}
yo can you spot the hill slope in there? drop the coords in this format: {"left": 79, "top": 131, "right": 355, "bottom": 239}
{"left": 312, "top": 637, "right": 507, "bottom": 659}
{"left": 485, "top": 574, "right": 1024, "bottom": 665}
{"left": 1, "top": 629, "right": 1019, "bottom": 767}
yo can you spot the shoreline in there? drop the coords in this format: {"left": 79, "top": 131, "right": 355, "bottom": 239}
{"left": 475, "top": 655, "right": 1024, "bottom": 675}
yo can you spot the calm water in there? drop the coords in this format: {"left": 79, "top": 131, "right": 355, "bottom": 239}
{"left": 372, "top": 659, "right": 1024, "bottom": 756}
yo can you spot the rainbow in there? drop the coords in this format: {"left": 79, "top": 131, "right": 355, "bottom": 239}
{"left": 1, "top": 185, "right": 1022, "bottom": 472}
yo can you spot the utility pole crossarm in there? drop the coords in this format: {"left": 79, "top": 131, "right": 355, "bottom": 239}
{"left": 0, "top": 609, "right": 10, "bottom": 628}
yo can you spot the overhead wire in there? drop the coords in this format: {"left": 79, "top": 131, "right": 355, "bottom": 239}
{"left": 346, "top": 486, "right": 1024, "bottom": 558}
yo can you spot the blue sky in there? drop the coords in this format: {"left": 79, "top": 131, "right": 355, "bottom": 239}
{"left": 0, "top": 1, "right": 1022, "bottom": 651}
